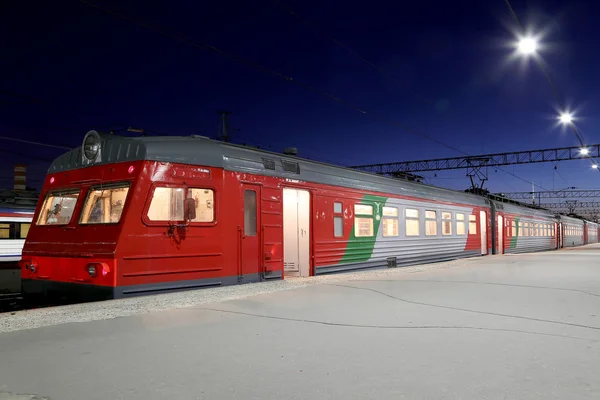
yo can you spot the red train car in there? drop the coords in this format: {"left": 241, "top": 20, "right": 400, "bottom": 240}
{"left": 21, "top": 130, "right": 499, "bottom": 302}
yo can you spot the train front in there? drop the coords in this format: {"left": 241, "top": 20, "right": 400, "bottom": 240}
{"left": 20, "top": 130, "right": 141, "bottom": 303}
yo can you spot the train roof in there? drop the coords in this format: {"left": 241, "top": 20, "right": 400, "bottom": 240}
{"left": 48, "top": 131, "right": 492, "bottom": 207}
{"left": 0, "top": 189, "right": 39, "bottom": 209}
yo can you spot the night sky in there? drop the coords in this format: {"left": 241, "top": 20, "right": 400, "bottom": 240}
{"left": 1, "top": 0, "right": 599, "bottom": 196}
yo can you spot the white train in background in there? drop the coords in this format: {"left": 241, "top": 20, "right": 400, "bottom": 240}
{"left": 1, "top": 206, "right": 34, "bottom": 299}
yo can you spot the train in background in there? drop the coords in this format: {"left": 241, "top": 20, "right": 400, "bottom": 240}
{"left": 17, "top": 130, "right": 600, "bottom": 304}
{"left": 0, "top": 176, "right": 38, "bottom": 306}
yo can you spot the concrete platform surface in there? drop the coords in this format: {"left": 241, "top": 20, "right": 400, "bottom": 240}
{"left": 1, "top": 246, "right": 600, "bottom": 400}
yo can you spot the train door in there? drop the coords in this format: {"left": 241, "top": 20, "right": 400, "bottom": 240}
{"left": 241, "top": 184, "right": 262, "bottom": 283}
{"left": 282, "top": 188, "right": 311, "bottom": 277}
{"left": 480, "top": 210, "right": 487, "bottom": 255}
{"left": 555, "top": 222, "right": 559, "bottom": 249}
{"left": 497, "top": 215, "right": 504, "bottom": 254}
{"left": 558, "top": 223, "right": 563, "bottom": 248}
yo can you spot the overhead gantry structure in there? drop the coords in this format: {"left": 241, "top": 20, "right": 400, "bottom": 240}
{"left": 351, "top": 143, "right": 600, "bottom": 188}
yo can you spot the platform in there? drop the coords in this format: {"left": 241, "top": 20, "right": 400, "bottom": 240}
{"left": 1, "top": 245, "right": 600, "bottom": 399}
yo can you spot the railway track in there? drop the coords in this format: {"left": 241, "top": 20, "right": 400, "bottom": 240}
{"left": 0, "top": 293, "right": 23, "bottom": 312}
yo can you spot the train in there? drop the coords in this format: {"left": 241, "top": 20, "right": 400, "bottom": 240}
{"left": 18, "top": 130, "right": 600, "bottom": 304}
{"left": 0, "top": 205, "right": 34, "bottom": 305}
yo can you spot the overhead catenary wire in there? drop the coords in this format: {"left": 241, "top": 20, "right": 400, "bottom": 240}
{"left": 76, "top": 0, "right": 467, "bottom": 156}
{"left": 77, "top": 0, "right": 550, "bottom": 191}
{"left": 267, "top": 0, "right": 550, "bottom": 191}
{"left": 503, "top": 0, "right": 599, "bottom": 171}
{"left": 268, "top": 0, "right": 436, "bottom": 107}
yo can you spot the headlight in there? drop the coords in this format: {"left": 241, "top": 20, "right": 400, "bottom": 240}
{"left": 83, "top": 130, "right": 101, "bottom": 160}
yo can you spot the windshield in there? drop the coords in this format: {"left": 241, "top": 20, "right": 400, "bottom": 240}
{"left": 36, "top": 190, "right": 80, "bottom": 225}
{"left": 79, "top": 184, "right": 130, "bottom": 224}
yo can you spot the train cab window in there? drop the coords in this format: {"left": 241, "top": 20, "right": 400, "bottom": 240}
{"left": 189, "top": 188, "right": 215, "bottom": 222}
{"left": 442, "top": 212, "right": 452, "bottom": 235}
{"left": 37, "top": 190, "right": 80, "bottom": 225}
{"left": 382, "top": 206, "right": 398, "bottom": 237}
{"left": 147, "top": 187, "right": 185, "bottom": 221}
{"left": 334, "top": 202, "right": 343, "bottom": 238}
{"left": 425, "top": 210, "right": 437, "bottom": 236}
{"left": 0, "top": 223, "right": 8, "bottom": 239}
{"left": 354, "top": 204, "right": 374, "bottom": 237}
{"left": 406, "top": 208, "right": 419, "bottom": 236}
{"left": 456, "top": 213, "right": 466, "bottom": 235}
{"left": 80, "top": 184, "right": 130, "bottom": 224}
{"left": 468, "top": 215, "right": 477, "bottom": 235}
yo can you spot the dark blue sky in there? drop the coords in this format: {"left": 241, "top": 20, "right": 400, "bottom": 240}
{"left": 1, "top": 0, "right": 599, "bottom": 194}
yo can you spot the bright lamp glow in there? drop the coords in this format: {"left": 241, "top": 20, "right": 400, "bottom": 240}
{"left": 559, "top": 112, "right": 573, "bottom": 125}
{"left": 517, "top": 36, "right": 538, "bottom": 55}
{"left": 580, "top": 148, "right": 589, "bottom": 156}
{"left": 592, "top": 164, "right": 598, "bottom": 169}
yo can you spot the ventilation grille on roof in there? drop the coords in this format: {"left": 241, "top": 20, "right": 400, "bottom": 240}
{"left": 262, "top": 158, "right": 276, "bottom": 170}
{"left": 281, "top": 160, "right": 300, "bottom": 174}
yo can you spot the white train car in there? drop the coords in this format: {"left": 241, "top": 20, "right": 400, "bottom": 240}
{"left": 1, "top": 206, "right": 34, "bottom": 296}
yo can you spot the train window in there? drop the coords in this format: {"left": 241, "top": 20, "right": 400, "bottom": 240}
{"left": 334, "top": 217, "right": 343, "bottom": 237}
{"left": 188, "top": 188, "right": 215, "bottom": 222}
{"left": 0, "top": 223, "right": 8, "bottom": 239}
{"left": 456, "top": 213, "right": 466, "bottom": 235}
{"left": 355, "top": 204, "right": 373, "bottom": 216}
{"left": 442, "top": 212, "right": 452, "bottom": 235}
{"left": 147, "top": 187, "right": 185, "bottom": 221}
{"left": 382, "top": 218, "right": 398, "bottom": 237}
{"left": 519, "top": 222, "right": 523, "bottom": 237}
{"left": 334, "top": 202, "right": 342, "bottom": 214}
{"left": 20, "top": 223, "right": 30, "bottom": 238}
{"left": 334, "top": 202, "right": 343, "bottom": 237}
{"left": 354, "top": 204, "right": 374, "bottom": 237}
{"left": 355, "top": 218, "right": 374, "bottom": 237}
{"left": 425, "top": 210, "right": 437, "bottom": 236}
{"left": 406, "top": 208, "right": 419, "bottom": 236}
{"left": 523, "top": 222, "right": 529, "bottom": 237}
{"left": 511, "top": 220, "right": 516, "bottom": 237}
{"left": 244, "top": 190, "right": 257, "bottom": 236}
{"left": 469, "top": 215, "right": 477, "bottom": 235}
{"left": 383, "top": 207, "right": 398, "bottom": 217}
{"left": 37, "top": 190, "right": 80, "bottom": 225}
{"left": 382, "top": 207, "right": 398, "bottom": 237}
{"left": 80, "top": 184, "right": 130, "bottom": 224}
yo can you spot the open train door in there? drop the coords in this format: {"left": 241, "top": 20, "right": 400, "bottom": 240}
{"left": 282, "top": 188, "right": 311, "bottom": 277}
{"left": 480, "top": 211, "right": 487, "bottom": 255}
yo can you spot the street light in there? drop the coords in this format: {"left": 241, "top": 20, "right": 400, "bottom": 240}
{"left": 592, "top": 164, "right": 598, "bottom": 169}
{"left": 517, "top": 36, "right": 538, "bottom": 56}
{"left": 558, "top": 111, "right": 573, "bottom": 125}
{"left": 580, "top": 148, "right": 589, "bottom": 156}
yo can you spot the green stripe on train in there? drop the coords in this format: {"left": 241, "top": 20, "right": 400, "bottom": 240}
{"left": 339, "top": 194, "right": 388, "bottom": 264}
{"left": 509, "top": 216, "right": 520, "bottom": 249}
